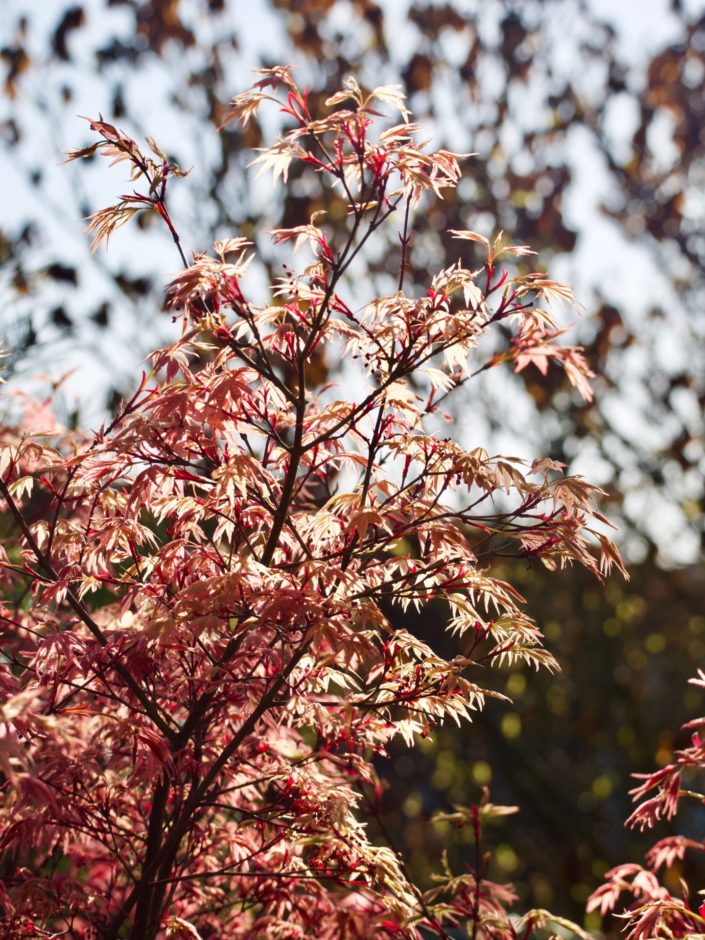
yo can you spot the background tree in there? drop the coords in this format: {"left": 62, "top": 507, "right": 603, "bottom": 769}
{"left": 2, "top": 0, "right": 703, "bottom": 557}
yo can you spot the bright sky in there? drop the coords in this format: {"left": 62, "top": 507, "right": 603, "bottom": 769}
{"left": 1, "top": 0, "right": 703, "bottom": 564}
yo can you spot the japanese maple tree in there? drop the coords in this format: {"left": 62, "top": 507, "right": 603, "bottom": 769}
{"left": 588, "top": 667, "right": 705, "bottom": 938}
{"left": 0, "top": 68, "right": 623, "bottom": 938}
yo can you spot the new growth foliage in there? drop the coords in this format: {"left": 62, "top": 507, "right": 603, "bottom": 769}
{"left": 0, "top": 68, "right": 622, "bottom": 939}
{"left": 589, "top": 667, "right": 705, "bottom": 938}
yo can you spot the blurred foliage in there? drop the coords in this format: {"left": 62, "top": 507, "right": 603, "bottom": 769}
{"left": 1, "top": 0, "right": 703, "bottom": 557}
{"left": 1, "top": 0, "right": 705, "bottom": 933}
{"left": 378, "top": 558, "right": 705, "bottom": 931}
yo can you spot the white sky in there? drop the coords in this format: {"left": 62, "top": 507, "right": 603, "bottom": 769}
{"left": 1, "top": 0, "right": 704, "bottom": 564}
